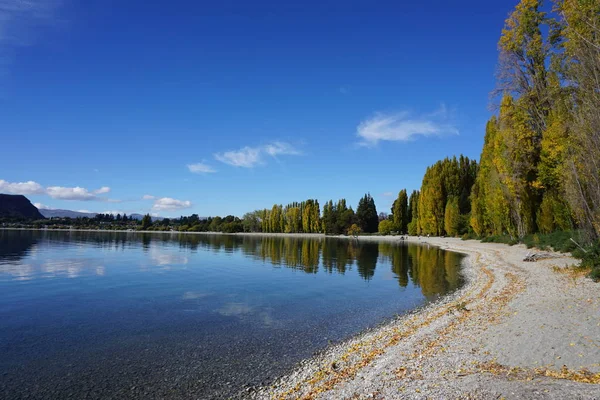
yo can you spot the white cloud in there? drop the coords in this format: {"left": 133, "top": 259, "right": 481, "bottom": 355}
{"left": 0, "top": 179, "right": 45, "bottom": 195}
{"left": 152, "top": 197, "right": 192, "bottom": 211}
{"left": 187, "top": 162, "right": 217, "bottom": 174}
{"left": 1, "top": 179, "right": 115, "bottom": 201}
{"left": 263, "top": 141, "right": 301, "bottom": 156}
{"left": 142, "top": 194, "right": 155, "bottom": 200}
{"left": 46, "top": 186, "right": 109, "bottom": 201}
{"left": 94, "top": 186, "right": 110, "bottom": 194}
{"left": 382, "top": 192, "right": 394, "bottom": 197}
{"left": 77, "top": 210, "right": 92, "bottom": 213}
{"left": 356, "top": 105, "right": 458, "bottom": 146}
{"left": 215, "top": 146, "right": 262, "bottom": 168}
{"left": 34, "top": 202, "right": 54, "bottom": 210}
{"left": 214, "top": 141, "right": 301, "bottom": 168}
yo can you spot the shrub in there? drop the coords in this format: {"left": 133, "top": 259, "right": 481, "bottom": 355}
{"left": 378, "top": 220, "right": 394, "bottom": 236}
{"left": 347, "top": 224, "right": 362, "bottom": 237}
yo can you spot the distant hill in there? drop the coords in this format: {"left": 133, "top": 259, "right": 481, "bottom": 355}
{"left": 39, "top": 209, "right": 161, "bottom": 221}
{"left": 39, "top": 209, "right": 97, "bottom": 219}
{"left": 0, "top": 194, "right": 45, "bottom": 220}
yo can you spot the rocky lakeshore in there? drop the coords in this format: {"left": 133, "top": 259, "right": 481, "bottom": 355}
{"left": 248, "top": 237, "right": 599, "bottom": 400}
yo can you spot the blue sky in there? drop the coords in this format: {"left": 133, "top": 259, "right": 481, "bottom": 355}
{"left": 0, "top": 0, "right": 517, "bottom": 217}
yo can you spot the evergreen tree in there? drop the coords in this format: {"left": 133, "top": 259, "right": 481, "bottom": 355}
{"left": 141, "top": 214, "right": 152, "bottom": 230}
{"left": 356, "top": 193, "right": 378, "bottom": 233}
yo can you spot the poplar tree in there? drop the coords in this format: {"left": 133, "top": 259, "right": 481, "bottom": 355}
{"left": 392, "top": 189, "right": 409, "bottom": 233}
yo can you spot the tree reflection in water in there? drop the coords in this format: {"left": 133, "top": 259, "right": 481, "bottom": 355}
{"left": 0, "top": 231, "right": 463, "bottom": 297}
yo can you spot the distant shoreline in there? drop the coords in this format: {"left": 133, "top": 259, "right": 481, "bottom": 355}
{"left": 0, "top": 227, "right": 410, "bottom": 242}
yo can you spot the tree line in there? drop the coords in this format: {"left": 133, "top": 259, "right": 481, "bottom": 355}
{"left": 393, "top": 0, "right": 600, "bottom": 245}
{"left": 468, "top": 0, "right": 600, "bottom": 241}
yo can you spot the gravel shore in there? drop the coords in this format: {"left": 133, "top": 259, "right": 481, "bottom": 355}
{"left": 248, "top": 237, "right": 600, "bottom": 399}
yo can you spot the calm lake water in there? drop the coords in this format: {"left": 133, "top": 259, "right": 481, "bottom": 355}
{"left": 0, "top": 230, "right": 463, "bottom": 399}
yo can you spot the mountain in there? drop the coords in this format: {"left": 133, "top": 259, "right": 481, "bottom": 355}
{"left": 39, "top": 209, "right": 97, "bottom": 219}
{"left": 39, "top": 209, "right": 161, "bottom": 221}
{"left": 0, "top": 194, "right": 45, "bottom": 220}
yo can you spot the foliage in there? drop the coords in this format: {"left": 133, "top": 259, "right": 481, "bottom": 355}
{"left": 347, "top": 224, "right": 362, "bottom": 237}
{"left": 407, "top": 190, "right": 420, "bottom": 235}
{"left": 356, "top": 193, "right": 379, "bottom": 233}
{"left": 140, "top": 214, "right": 152, "bottom": 230}
{"left": 417, "top": 156, "right": 477, "bottom": 236}
{"left": 444, "top": 197, "right": 461, "bottom": 237}
{"left": 391, "top": 189, "right": 408, "bottom": 233}
{"left": 378, "top": 219, "right": 395, "bottom": 236}
{"left": 558, "top": 0, "right": 600, "bottom": 240}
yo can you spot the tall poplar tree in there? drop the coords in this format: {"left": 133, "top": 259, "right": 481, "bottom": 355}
{"left": 392, "top": 189, "right": 409, "bottom": 233}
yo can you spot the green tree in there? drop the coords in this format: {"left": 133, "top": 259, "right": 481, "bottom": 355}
{"left": 242, "top": 211, "right": 261, "bottom": 232}
{"left": 356, "top": 193, "right": 378, "bottom": 233}
{"left": 444, "top": 197, "right": 461, "bottom": 236}
{"left": 378, "top": 219, "right": 394, "bottom": 235}
{"left": 141, "top": 214, "right": 152, "bottom": 230}
{"left": 558, "top": 0, "right": 600, "bottom": 239}
{"left": 392, "top": 189, "right": 409, "bottom": 233}
{"left": 407, "top": 190, "right": 420, "bottom": 235}
{"left": 348, "top": 223, "right": 362, "bottom": 237}
{"left": 209, "top": 216, "right": 222, "bottom": 232}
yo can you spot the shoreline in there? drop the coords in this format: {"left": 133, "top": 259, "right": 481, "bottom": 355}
{"left": 3, "top": 228, "right": 598, "bottom": 397}
{"left": 0, "top": 227, "right": 329, "bottom": 238}
{"left": 246, "top": 237, "right": 599, "bottom": 399}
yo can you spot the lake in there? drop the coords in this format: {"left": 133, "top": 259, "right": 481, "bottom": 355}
{"left": 0, "top": 230, "right": 463, "bottom": 399}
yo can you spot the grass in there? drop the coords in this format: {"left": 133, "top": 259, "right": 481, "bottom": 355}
{"left": 521, "top": 231, "right": 580, "bottom": 253}
{"left": 577, "top": 241, "right": 600, "bottom": 282}
{"left": 480, "top": 234, "right": 519, "bottom": 246}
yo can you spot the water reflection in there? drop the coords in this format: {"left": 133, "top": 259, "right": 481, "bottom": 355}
{"left": 0, "top": 231, "right": 463, "bottom": 296}
{"left": 0, "top": 229, "right": 38, "bottom": 263}
{"left": 0, "top": 230, "right": 465, "bottom": 400}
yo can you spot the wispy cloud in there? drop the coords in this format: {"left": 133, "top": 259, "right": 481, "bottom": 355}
{"left": 356, "top": 105, "right": 458, "bottom": 146}
{"left": 215, "top": 141, "right": 301, "bottom": 168}
{"left": 1, "top": 179, "right": 113, "bottom": 201}
{"left": 215, "top": 146, "right": 262, "bottom": 168}
{"left": 381, "top": 192, "right": 394, "bottom": 197}
{"left": 152, "top": 197, "right": 192, "bottom": 211}
{"left": 187, "top": 162, "right": 217, "bottom": 174}
{"left": 0, "top": 0, "right": 64, "bottom": 75}
{"left": 142, "top": 194, "right": 155, "bottom": 200}
{"left": 263, "top": 141, "right": 301, "bottom": 157}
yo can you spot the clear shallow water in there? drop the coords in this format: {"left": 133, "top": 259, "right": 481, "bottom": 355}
{"left": 0, "top": 230, "right": 463, "bottom": 399}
